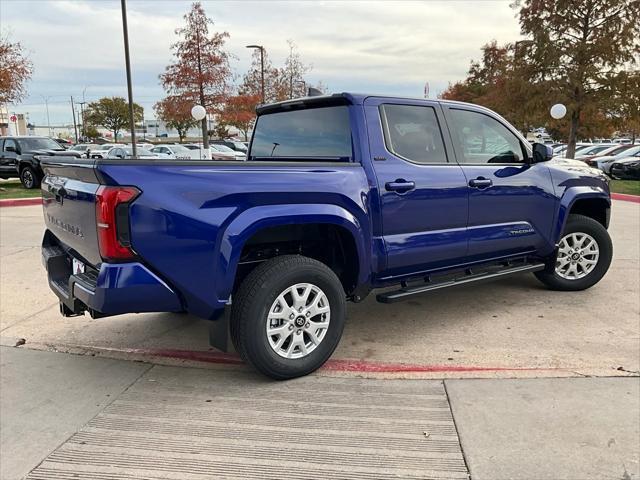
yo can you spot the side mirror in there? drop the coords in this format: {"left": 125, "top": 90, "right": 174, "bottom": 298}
{"left": 5, "top": 145, "right": 17, "bottom": 153}
{"left": 532, "top": 143, "right": 553, "bottom": 163}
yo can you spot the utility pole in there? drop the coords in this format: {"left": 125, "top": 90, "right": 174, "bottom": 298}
{"left": 78, "top": 102, "right": 86, "bottom": 141}
{"left": 41, "top": 96, "right": 52, "bottom": 137}
{"left": 246, "top": 45, "right": 265, "bottom": 103}
{"left": 70, "top": 96, "right": 79, "bottom": 142}
{"left": 120, "top": 0, "right": 137, "bottom": 156}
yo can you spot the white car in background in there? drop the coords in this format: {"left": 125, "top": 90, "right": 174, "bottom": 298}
{"left": 553, "top": 144, "right": 592, "bottom": 157}
{"left": 89, "top": 143, "right": 126, "bottom": 159}
{"left": 211, "top": 144, "right": 246, "bottom": 161}
{"left": 68, "top": 144, "right": 92, "bottom": 157}
{"left": 132, "top": 143, "right": 155, "bottom": 150}
{"left": 574, "top": 144, "right": 617, "bottom": 159}
{"left": 585, "top": 145, "right": 640, "bottom": 174}
{"left": 150, "top": 144, "right": 199, "bottom": 160}
{"left": 106, "top": 146, "right": 160, "bottom": 159}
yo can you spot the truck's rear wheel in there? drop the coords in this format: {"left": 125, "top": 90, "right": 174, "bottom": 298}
{"left": 231, "top": 255, "right": 346, "bottom": 380}
{"left": 535, "top": 214, "right": 612, "bottom": 291}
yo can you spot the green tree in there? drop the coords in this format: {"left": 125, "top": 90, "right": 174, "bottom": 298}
{"left": 217, "top": 94, "right": 260, "bottom": 140}
{"left": 154, "top": 95, "right": 197, "bottom": 143}
{"left": 240, "top": 48, "right": 281, "bottom": 103}
{"left": 513, "top": 0, "right": 640, "bottom": 157}
{"left": 85, "top": 97, "right": 143, "bottom": 141}
{"left": 84, "top": 124, "right": 100, "bottom": 139}
{"left": 605, "top": 69, "right": 640, "bottom": 143}
{"left": 279, "top": 40, "right": 312, "bottom": 100}
{"left": 441, "top": 41, "right": 551, "bottom": 133}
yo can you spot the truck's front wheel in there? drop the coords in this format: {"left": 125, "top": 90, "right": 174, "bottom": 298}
{"left": 535, "top": 214, "right": 612, "bottom": 291}
{"left": 231, "top": 255, "right": 346, "bottom": 380}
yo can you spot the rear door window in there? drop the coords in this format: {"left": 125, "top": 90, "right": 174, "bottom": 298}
{"left": 250, "top": 106, "right": 352, "bottom": 161}
{"left": 380, "top": 104, "right": 448, "bottom": 164}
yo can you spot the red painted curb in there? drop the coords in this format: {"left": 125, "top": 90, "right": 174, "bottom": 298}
{"left": 80, "top": 345, "right": 558, "bottom": 373}
{"left": 0, "top": 197, "right": 42, "bottom": 207}
{"left": 611, "top": 192, "right": 640, "bottom": 203}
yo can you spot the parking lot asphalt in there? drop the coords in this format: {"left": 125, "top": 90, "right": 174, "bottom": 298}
{"left": 1, "top": 201, "right": 639, "bottom": 378}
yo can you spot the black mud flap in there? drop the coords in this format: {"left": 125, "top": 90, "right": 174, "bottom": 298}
{"left": 208, "top": 308, "right": 231, "bottom": 353}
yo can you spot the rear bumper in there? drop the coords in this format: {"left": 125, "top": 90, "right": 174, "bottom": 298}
{"left": 43, "top": 234, "right": 183, "bottom": 317}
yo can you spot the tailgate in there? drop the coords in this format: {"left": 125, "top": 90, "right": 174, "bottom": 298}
{"left": 41, "top": 157, "right": 103, "bottom": 267}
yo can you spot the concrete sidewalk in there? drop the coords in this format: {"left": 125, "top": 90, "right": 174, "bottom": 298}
{"left": 1, "top": 346, "right": 638, "bottom": 480}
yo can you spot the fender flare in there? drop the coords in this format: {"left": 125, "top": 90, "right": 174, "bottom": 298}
{"left": 214, "top": 203, "right": 370, "bottom": 303}
{"left": 553, "top": 186, "right": 611, "bottom": 242}
{"left": 18, "top": 158, "right": 40, "bottom": 173}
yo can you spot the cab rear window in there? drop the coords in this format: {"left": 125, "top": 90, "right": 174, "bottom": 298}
{"left": 250, "top": 106, "right": 352, "bottom": 161}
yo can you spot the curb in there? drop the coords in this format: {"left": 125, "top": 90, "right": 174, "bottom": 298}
{"left": 31, "top": 343, "right": 561, "bottom": 374}
{"left": 611, "top": 192, "right": 640, "bottom": 203}
{"left": 0, "top": 197, "right": 42, "bottom": 207}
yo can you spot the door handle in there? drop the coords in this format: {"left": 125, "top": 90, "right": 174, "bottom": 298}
{"left": 385, "top": 179, "right": 415, "bottom": 193}
{"left": 469, "top": 177, "right": 493, "bottom": 189}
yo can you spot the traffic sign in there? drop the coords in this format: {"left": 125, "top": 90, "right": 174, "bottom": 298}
{"left": 10, "top": 115, "right": 17, "bottom": 123}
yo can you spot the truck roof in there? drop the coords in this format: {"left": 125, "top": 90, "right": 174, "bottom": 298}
{"left": 255, "top": 92, "right": 494, "bottom": 116}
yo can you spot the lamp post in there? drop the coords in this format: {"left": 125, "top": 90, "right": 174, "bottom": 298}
{"left": 191, "top": 105, "right": 207, "bottom": 160}
{"left": 120, "top": 0, "right": 137, "bottom": 157}
{"left": 246, "top": 45, "right": 265, "bottom": 103}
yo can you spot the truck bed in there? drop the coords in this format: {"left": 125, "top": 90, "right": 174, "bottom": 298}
{"left": 40, "top": 157, "right": 371, "bottom": 319}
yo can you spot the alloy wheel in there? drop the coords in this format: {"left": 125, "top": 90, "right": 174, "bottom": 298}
{"left": 266, "top": 283, "right": 331, "bottom": 359}
{"left": 555, "top": 232, "right": 600, "bottom": 280}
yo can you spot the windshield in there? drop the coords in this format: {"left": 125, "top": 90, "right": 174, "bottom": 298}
{"left": 100, "top": 145, "right": 116, "bottom": 150}
{"left": 122, "top": 147, "right": 154, "bottom": 156}
{"left": 614, "top": 146, "right": 640, "bottom": 158}
{"left": 170, "top": 145, "right": 191, "bottom": 153}
{"left": 214, "top": 144, "right": 235, "bottom": 153}
{"left": 232, "top": 142, "right": 248, "bottom": 152}
{"left": 600, "top": 146, "right": 629, "bottom": 156}
{"left": 250, "top": 105, "right": 352, "bottom": 160}
{"left": 18, "top": 137, "right": 64, "bottom": 151}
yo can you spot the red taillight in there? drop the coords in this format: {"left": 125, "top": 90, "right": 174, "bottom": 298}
{"left": 95, "top": 186, "right": 140, "bottom": 261}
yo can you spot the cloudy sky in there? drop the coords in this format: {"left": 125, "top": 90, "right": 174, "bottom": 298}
{"left": 1, "top": 0, "right": 523, "bottom": 125}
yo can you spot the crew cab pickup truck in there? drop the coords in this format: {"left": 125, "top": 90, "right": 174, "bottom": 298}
{"left": 41, "top": 93, "right": 613, "bottom": 379}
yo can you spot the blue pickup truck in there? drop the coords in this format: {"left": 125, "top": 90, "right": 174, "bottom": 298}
{"left": 41, "top": 93, "right": 613, "bottom": 379}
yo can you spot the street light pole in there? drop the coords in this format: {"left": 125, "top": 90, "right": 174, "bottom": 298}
{"left": 246, "top": 45, "right": 265, "bottom": 103}
{"left": 120, "top": 0, "right": 137, "bottom": 157}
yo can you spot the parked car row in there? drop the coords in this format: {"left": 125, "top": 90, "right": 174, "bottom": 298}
{"left": 0, "top": 136, "right": 251, "bottom": 189}
{"left": 70, "top": 141, "right": 248, "bottom": 161}
{"left": 546, "top": 141, "right": 639, "bottom": 180}
{"left": 578, "top": 144, "right": 640, "bottom": 179}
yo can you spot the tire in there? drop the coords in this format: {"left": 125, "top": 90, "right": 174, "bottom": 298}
{"left": 231, "top": 255, "right": 346, "bottom": 380}
{"left": 535, "top": 214, "right": 612, "bottom": 291}
{"left": 20, "top": 166, "right": 40, "bottom": 189}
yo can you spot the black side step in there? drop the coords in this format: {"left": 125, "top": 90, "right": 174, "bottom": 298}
{"left": 376, "top": 262, "right": 546, "bottom": 304}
